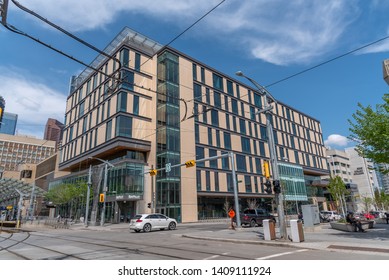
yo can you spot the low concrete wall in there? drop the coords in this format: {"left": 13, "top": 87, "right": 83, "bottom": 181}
{"left": 330, "top": 220, "right": 374, "bottom": 232}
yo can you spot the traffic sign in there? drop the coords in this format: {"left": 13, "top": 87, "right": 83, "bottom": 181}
{"left": 165, "top": 163, "right": 171, "bottom": 173}
{"left": 228, "top": 209, "right": 235, "bottom": 218}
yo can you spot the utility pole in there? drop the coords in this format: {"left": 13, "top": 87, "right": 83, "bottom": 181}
{"left": 236, "top": 71, "right": 287, "bottom": 240}
{"left": 84, "top": 165, "right": 92, "bottom": 227}
{"left": 28, "top": 183, "right": 35, "bottom": 221}
{"left": 0, "top": 0, "right": 9, "bottom": 25}
{"left": 15, "top": 188, "right": 26, "bottom": 229}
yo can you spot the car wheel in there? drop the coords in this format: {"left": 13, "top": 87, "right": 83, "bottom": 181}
{"left": 250, "top": 219, "right": 256, "bottom": 227}
{"left": 168, "top": 222, "right": 176, "bottom": 230}
{"left": 143, "top": 223, "right": 152, "bottom": 232}
{"left": 134, "top": 229, "right": 140, "bottom": 233}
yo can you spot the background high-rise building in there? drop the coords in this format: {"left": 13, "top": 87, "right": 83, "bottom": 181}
{"left": 0, "top": 112, "right": 18, "bottom": 135}
{"left": 44, "top": 118, "right": 64, "bottom": 150}
{"left": 0, "top": 96, "right": 5, "bottom": 127}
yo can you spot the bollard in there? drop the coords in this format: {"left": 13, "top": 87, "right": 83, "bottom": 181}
{"left": 263, "top": 219, "right": 276, "bottom": 240}
{"left": 290, "top": 219, "right": 304, "bottom": 242}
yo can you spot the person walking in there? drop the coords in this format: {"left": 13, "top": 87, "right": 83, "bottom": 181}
{"left": 385, "top": 212, "right": 389, "bottom": 224}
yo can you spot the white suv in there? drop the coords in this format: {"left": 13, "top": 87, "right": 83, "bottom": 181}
{"left": 320, "top": 211, "right": 341, "bottom": 221}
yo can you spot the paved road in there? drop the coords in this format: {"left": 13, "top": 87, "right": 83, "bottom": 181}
{"left": 1, "top": 221, "right": 388, "bottom": 260}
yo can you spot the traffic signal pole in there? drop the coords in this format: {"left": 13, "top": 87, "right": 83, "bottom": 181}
{"left": 148, "top": 152, "right": 241, "bottom": 227}
{"left": 236, "top": 71, "right": 287, "bottom": 240}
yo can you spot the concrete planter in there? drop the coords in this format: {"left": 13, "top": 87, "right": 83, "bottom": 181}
{"left": 330, "top": 221, "right": 374, "bottom": 232}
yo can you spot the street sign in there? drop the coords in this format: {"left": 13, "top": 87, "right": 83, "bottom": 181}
{"left": 165, "top": 163, "right": 171, "bottom": 173}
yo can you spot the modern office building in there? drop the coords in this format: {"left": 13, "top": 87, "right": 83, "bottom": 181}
{"left": 57, "top": 27, "right": 329, "bottom": 223}
{"left": 0, "top": 112, "right": 18, "bottom": 135}
{"left": 44, "top": 118, "right": 64, "bottom": 150}
{"left": 375, "top": 163, "right": 389, "bottom": 194}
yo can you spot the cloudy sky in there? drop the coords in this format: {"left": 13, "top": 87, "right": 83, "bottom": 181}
{"left": 1, "top": 0, "right": 389, "bottom": 149}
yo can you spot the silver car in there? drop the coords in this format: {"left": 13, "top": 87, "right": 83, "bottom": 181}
{"left": 129, "top": 213, "right": 177, "bottom": 233}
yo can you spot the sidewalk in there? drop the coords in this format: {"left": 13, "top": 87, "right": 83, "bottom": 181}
{"left": 181, "top": 223, "right": 389, "bottom": 254}
{"left": 21, "top": 220, "right": 389, "bottom": 255}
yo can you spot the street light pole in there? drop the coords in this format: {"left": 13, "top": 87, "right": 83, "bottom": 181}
{"left": 89, "top": 157, "right": 114, "bottom": 226}
{"left": 84, "top": 165, "right": 92, "bottom": 227}
{"left": 235, "top": 71, "right": 287, "bottom": 240}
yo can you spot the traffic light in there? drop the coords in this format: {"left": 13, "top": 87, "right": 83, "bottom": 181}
{"left": 149, "top": 169, "right": 157, "bottom": 176}
{"left": 263, "top": 160, "right": 270, "bottom": 179}
{"left": 147, "top": 202, "right": 151, "bottom": 208}
{"left": 264, "top": 180, "right": 272, "bottom": 194}
{"left": 273, "top": 180, "right": 281, "bottom": 194}
{"left": 185, "top": 160, "right": 196, "bottom": 168}
{"left": 99, "top": 193, "right": 105, "bottom": 202}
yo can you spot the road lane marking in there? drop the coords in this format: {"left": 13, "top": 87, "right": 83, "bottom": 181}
{"left": 255, "top": 249, "right": 309, "bottom": 260}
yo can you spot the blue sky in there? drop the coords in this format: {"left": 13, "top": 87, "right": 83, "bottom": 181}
{"left": 1, "top": 0, "right": 389, "bottom": 150}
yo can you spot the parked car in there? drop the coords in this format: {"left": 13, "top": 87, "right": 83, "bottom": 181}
{"left": 320, "top": 211, "right": 341, "bottom": 221}
{"left": 238, "top": 208, "right": 276, "bottom": 227}
{"left": 369, "top": 211, "right": 380, "bottom": 218}
{"left": 363, "top": 213, "right": 375, "bottom": 220}
{"left": 129, "top": 213, "right": 177, "bottom": 233}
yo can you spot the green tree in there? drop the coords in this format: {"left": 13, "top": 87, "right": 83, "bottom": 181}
{"left": 348, "top": 94, "right": 389, "bottom": 170}
{"left": 361, "top": 196, "right": 373, "bottom": 213}
{"left": 327, "top": 176, "right": 349, "bottom": 217}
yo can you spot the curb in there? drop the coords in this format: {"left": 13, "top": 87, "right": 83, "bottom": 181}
{"left": 181, "top": 234, "right": 304, "bottom": 249}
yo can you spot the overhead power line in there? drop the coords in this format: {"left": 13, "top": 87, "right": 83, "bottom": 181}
{"left": 265, "top": 35, "right": 389, "bottom": 88}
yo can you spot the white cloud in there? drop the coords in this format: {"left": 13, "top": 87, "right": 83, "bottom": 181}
{"left": 11, "top": 0, "right": 362, "bottom": 66}
{"left": 324, "top": 134, "right": 350, "bottom": 148}
{"left": 0, "top": 68, "right": 66, "bottom": 138}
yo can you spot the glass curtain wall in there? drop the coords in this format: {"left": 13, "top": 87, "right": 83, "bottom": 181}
{"left": 156, "top": 51, "right": 181, "bottom": 221}
{"left": 278, "top": 162, "right": 307, "bottom": 214}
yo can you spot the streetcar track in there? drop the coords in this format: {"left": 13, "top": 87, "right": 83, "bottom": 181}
{"left": 12, "top": 231, "right": 254, "bottom": 260}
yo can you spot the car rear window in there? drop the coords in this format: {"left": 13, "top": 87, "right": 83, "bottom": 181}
{"left": 133, "top": 215, "right": 142, "bottom": 220}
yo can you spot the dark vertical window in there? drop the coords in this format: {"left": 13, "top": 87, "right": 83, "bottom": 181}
{"left": 241, "top": 136, "right": 251, "bottom": 153}
{"left": 196, "top": 170, "right": 202, "bottom": 190}
{"left": 106, "top": 120, "right": 112, "bottom": 141}
{"left": 239, "top": 118, "right": 246, "bottom": 135}
{"left": 201, "top": 67, "right": 205, "bottom": 83}
{"left": 135, "top": 53, "right": 141, "bottom": 71}
{"left": 205, "top": 171, "right": 210, "bottom": 191}
{"left": 115, "top": 115, "right": 132, "bottom": 137}
{"left": 254, "top": 92, "right": 262, "bottom": 108}
{"left": 225, "top": 113, "right": 230, "bottom": 130}
{"left": 227, "top": 80, "right": 233, "bottom": 95}
{"left": 209, "top": 149, "right": 217, "bottom": 168}
{"left": 236, "top": 154, "right": 247, "bottom": 172}
{"left": 232, "top": 99, "right": 238, "bottom": 114}
{"left": 215, "top": 130, "right": 220, "bottom": 148}
{"left": 245, "top": 175, "right": 252, "bottom": 193}
{"left": 208, "top": 127, "right": 213, "bottom": 146}
{"left": 117, "top": 91, "right": 127, "bottom": 112}
{"left": 224, "top": 132, "right": 231, "bottom": 150}
{"left": 121, "top": 70, "right": 134, "bottom": 91}
{"left": 120, "top": 48, "right": 129, "bottom": 67}
{"left": 214, "top": 91, "right": 221, "bottom": 108}
{"left": 194, "top": 83, "right": 202, "bottom": 101}
{"left": 133, "top": 95, "right": 139, "bottom": 115}
{"left": 211, "top": 109, "right": 219, "bottom": 126}
{"left": 192, "top": 63, "right": 197, "bottom": 81}
{"left": 214, "top": 172, "right": 219, "bottom": 192}
{"left": 196, "top": 146, "right": 205, "bottom": 167}
{"left": 195, "top": 124, "right": 199, "bottom": 143}
{"left": 212, "top": 73, "right": 223, "bottom": 91}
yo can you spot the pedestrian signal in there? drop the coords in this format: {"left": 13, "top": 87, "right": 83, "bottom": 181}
{"left": 99, "top": 193, "right": 105, "bottom": 202}
{"left": 149, "top": 169, "right": 157, "bottom": 176}
{"left": 264, "top": 180, "right": 272, "bottom": 194}
{"left": 147, "top": 203, "right": 151, "bottom": 208}
{"left": 273, "top": 180, "right": 281, "bottom": 194}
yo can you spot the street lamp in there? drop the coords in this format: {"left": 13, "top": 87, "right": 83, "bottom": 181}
{"left": 89, "top": 157, "right": 114, "bottom": 226}
{"left": 235, "top": 71, "right": 287, "bottom": 240}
